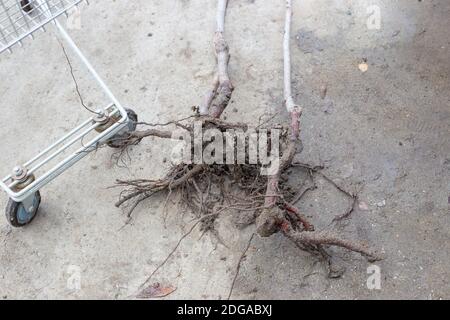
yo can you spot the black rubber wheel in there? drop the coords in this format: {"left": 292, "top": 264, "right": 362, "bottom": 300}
{"left": 106, "top": 108, "right": 138, "bottom": 148}
{"left": 5, "top": 191, "right": 41, "bottom": 227}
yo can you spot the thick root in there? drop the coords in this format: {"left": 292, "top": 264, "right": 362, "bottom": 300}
{"left": 282, "top": 225, "right": 382, "bottom": 262}
{"left": 256, "top": 206, "right": 285, "bottom": 237}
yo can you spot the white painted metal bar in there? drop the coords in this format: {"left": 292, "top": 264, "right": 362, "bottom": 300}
{"left": 54, "top": 20, "right": 128, "bottom": 121}
{"left": 1, "top": 117, "right": 93, "bottom": 184}
{"left": 2, "top": 104, "right": 120, "bottom": 184}
{"left": 24, "top": 117, "right": 93, "bottom": 167}
{"left": 0, "top": 118, "right": 126, "bottom": 202}
{"left": 26, "top": 124, "right": 99, "bottom": 175}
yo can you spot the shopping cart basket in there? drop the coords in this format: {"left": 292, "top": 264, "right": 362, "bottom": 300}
{"left": 0, "top": 0, "right": 139, "bottom": 227}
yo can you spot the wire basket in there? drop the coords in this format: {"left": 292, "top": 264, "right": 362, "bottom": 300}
{"left": 0, "top": 0, "right": 84, "bottom": 53}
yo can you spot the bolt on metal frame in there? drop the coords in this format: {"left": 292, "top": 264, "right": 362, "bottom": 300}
{"left": 0, "top": 0, "right": 130, "bottom": 204}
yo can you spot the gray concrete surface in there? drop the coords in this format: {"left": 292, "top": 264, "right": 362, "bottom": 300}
{"left": 0, "top": 0, "right": 449, "bottom": 299}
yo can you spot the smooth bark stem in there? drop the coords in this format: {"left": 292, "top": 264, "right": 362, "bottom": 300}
{"left": 208, "top": 0, "right": 233, "bottom": 118}
{"left": 267, "top": 0, "right": 302, "bottom": 202}
{"left": 284, "top": 0, "right": 295, "bottom": 112}
{"left": 217, "top": 0, "right": 227, "bottom": 33}
{"left": 198, "top": 0, "right": 231, "bottom": 117}
{"left": 258, "top": 0, "right": 303, "bottom": 237}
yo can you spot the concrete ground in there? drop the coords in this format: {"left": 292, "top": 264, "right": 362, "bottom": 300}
{"left": 0, "top": 0, "right": 449, "bottom": 299}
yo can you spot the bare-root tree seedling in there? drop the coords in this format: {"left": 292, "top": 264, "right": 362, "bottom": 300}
{"left": 112, "top": 0, "right": 381, "bottom": 292}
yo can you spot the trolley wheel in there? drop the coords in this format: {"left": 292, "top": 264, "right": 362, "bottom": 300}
{"left": 5, "top": 191, "right": 41, "bottom": 227}
{"left": 106, "top": 108, "right": 138, "bottom": 148}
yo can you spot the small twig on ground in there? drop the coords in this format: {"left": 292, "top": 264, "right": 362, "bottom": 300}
{"left": 332, "top": 193, "right": 358, "bottom": 222}
{"left": 292, "top": 162, "right": 359, "bottom": 222}
{"left": 227, "top": 233, "right": 255, "bottom": 300}
{"left": 138, "top": 221, "right": 201, "bottom": 292}
{"left": 290, "top": 184, "right": 317, "bottom": 205}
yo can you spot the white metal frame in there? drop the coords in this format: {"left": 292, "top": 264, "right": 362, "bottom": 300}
{"left": 0, "top": 0, "right": 129, "bottom": 203}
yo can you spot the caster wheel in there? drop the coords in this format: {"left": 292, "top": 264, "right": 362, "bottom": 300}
{"left": 5, "top": 191, "right": 41, "bottom": 227}
{"left": 106, "top": 108, "right": 138, "bottom": 148}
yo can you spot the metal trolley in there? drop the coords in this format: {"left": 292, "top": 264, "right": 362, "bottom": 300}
{"left": 0, "top": 0, "right": 138, "bottom": 227}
